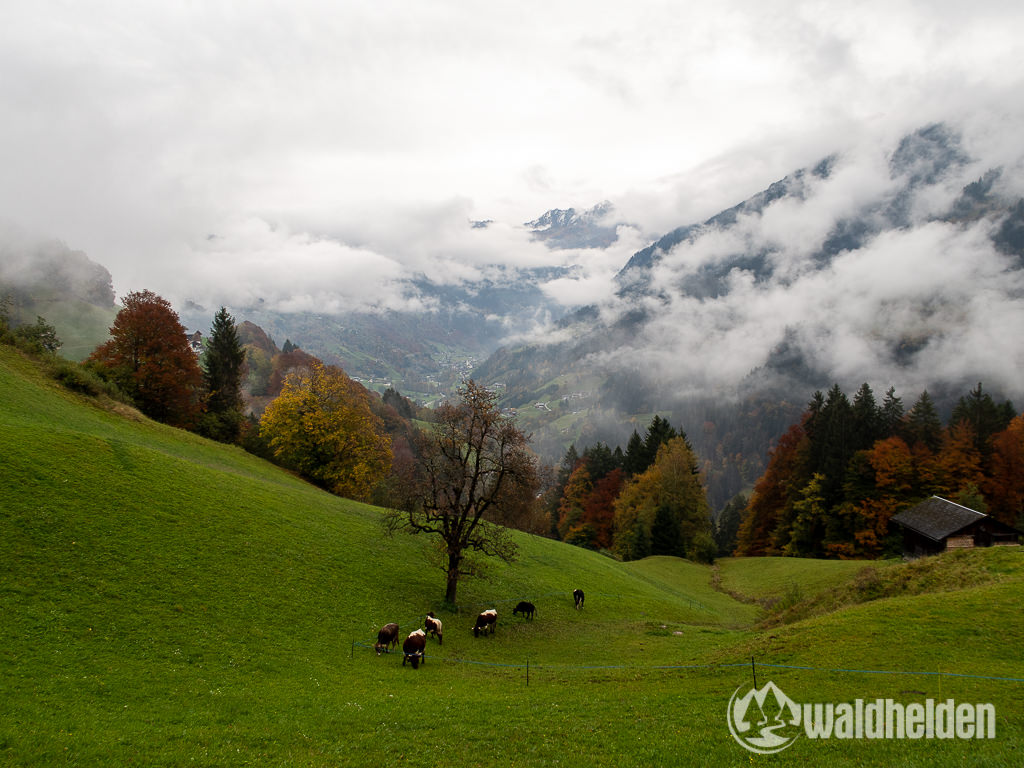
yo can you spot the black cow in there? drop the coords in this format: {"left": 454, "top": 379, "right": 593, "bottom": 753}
{"left": 374, "top": 622, "right": 399, "bottom": 655}
{"left": 473, "top": 609, "right": 498, "bottom": 637}
{"left": 512, "top": 601, "right": 536, "bottom": 619}
{"left": 402, "top": 629, "right": 427, "bottom": 669}
{"left": 425, "top": 611, "right": 443, "bottom": 645}
{"left": 573, "top": 588, "right": 585, "bottom": 609}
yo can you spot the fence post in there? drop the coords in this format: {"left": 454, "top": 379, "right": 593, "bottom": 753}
{"left": 527, "top": 659, "right": 530, "bottom": 687}
{"left": 351, "top": 640, "right": 355, "bottom": 660}
{"left": 751, "top": 656, "right": 757, "bottom": 690}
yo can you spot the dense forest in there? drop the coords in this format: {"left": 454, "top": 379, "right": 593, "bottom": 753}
{"left": 543, "top": 416, "right": 715, "bottom": 563}
{"left": 732, "top": 382, "right": 1022, "bottom": 558}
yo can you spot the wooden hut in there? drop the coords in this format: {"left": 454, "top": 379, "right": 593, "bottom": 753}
{"left": 891, "top": 496, "right": 1022, "bottom": 558}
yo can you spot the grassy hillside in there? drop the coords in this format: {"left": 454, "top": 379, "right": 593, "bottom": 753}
{"left": 2, "top": 345, "right": 1023, "bottom": 766}
{"left": 7, "top": 297, "right": 115, "bottom": 362}
{"left": 715, "top": 555, "right": 885, "bottom": 614}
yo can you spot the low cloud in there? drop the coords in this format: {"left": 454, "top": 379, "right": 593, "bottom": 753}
{"left": 174, "top": 218, "right": 420, "bottom": 314}
{"left": 3, "top": 0, "right": 1024, "bottom": 399}
{"left": 586, "top": 121, "right": 1024, "bottom": 403}
{"left": 162, "top": 202, "right": 635, "bottom": 317}
{"left": 537, "top": 224, "right": 651, "bottom": 308}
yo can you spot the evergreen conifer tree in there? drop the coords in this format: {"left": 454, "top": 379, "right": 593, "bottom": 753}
{"left": 623, "top": 430, "right": 646, "bottom": 476}
{"left": 815, "top": 384, "right": 853, "bottom": 509}
{"left": 850, "top": 382, "right": 882, "bottom": 451}
{"left": 637, "top": 415, "right": 677, "bottom": 473}
{"left": 951, "top": 382, "right": 1015, "bottom": 460}
{"left": 714, "top": 493, "right": 746, "bottom": 557}
{"left": 650, "top": 504, "right": 682, "bottom": 556}
{"left": 880, "top": 386, "right": 904, "bottom": 438}
{"left": 582, "top": 442, "right": 619, "bottom": 480}
{"left": 200, "top": 307, "right": 246, "bottom": 442}
{"left": 905, "top": 391, "right": 943, "bottom": 453}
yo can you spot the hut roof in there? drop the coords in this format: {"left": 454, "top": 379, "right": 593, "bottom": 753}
{"left": 890, "top": 496, "right": 986, "bottom": 542}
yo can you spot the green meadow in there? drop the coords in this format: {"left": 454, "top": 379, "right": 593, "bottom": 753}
{"left": 2, "top": 344, "right": 1023, "bottom": 766}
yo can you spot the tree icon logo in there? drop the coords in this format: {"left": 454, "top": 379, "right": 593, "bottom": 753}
{"left": 727, "top": 680, "right": 802, "bottom": 754}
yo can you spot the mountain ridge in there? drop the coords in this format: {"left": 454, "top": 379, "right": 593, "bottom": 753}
{"left": 471, "top": 122, "right": 1024, "bottom": 507}
{"left": 525, "top": 200, "right": 622, "bottom": 250}
{"left": 4, "top": 122, "right": 1022, "bottom": 514}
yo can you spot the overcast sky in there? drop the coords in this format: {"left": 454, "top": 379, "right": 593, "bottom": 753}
{"left": 2, "top": 0, "right": 1024, "bottom": 315}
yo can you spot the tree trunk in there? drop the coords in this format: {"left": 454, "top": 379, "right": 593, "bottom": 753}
{"left": 444, "top": 550, "right": 461, "bottom": 606}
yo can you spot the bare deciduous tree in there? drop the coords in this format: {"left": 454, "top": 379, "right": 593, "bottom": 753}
{"left": 384, "top": 379, "right": 538, "bottom": 605}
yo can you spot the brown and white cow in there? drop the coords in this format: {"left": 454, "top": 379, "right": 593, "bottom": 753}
{"left": 473, "top": 609, "right": 498, "bottom": 637}
{"left": 374, "top": 622, "right": 399, "bottom": 655}
{"left": 402, "top": 629, "right": 427, "bottom": 669}
{"left": 424, "top": 612, "right": 443, "bottom": 645}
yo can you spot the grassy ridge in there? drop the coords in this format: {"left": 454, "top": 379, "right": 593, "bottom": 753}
{"left": 717, "top": 555, "right": 881, "bottom": 603}
{"left": 758, "top": 547, "right": 1023, "bottom": 627}
{"left": 2, "top": 345, "right": 1023, "bottom": 766}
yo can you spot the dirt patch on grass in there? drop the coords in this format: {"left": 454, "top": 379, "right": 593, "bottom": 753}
{"left": 102, "top": 399, "right": 144, "bottom": 421}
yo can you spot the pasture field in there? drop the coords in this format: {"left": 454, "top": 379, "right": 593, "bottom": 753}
{"left": 2, "top": 345, "right": 1023, "bottom": 766}
{"left": 717, "top": 554, "right": 884, "bottom": 602}
{"left": 4, "top": 297, "right": 116, "bottom": 363}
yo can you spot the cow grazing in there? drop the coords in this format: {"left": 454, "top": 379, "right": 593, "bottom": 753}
{"left": 424, "top": 611, "right": 443, "bottom": 645}
{"left": 512, "top": 601, "right": 536, "bottom": 620}
{"left": 402, "top": 629, "right": 427, "bottom": 669}
{"left": 573, "top": 588, "right": 585, "bottom": 609}
{"left": 473, "top": 609, "right": 498, "bottom": 637}
{"left": 375, "top": 622, "right": 399, "bottom": 655}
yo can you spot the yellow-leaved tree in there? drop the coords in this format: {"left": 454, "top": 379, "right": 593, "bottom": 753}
{"left": 259, "top": 361, "right": 391, "bottom": 501}
{"left": 612, "top": 436, "right": 714, "bottom": 562}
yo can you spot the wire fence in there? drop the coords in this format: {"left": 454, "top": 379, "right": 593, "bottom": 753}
{"left": 357, "top": 591, "right": 1024, "bottom": 685}
{"left": 378, "top": 590, "right": 709, "bottom": 629}
{"left": 353, "top": 641, "right": 1024, "bottom": 685}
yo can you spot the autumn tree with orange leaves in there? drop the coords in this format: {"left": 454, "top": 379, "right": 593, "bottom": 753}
{"left": 985, "top": 415, "right": 1024, "bottom": 526}
{"left": 845, "top": 436, "right": 918, "bottom": 558}
{"left": 733, "top": 422, "right": 807, "bottom": 556}
{"left": 557, "top": 465, "right": 623, "bottom": 550}
{"left": 557, "top": 464, "right": 592, "bottom": 542}
{"left": 88, "top": 289, "right": 202, "bottom": 428}
{"left": 583, "top": 468, "right": 624, "bottom": 550}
